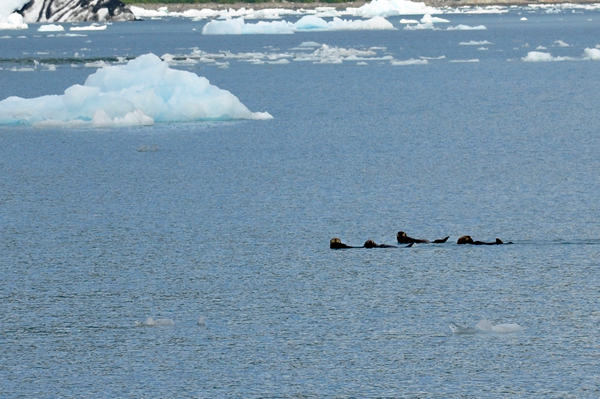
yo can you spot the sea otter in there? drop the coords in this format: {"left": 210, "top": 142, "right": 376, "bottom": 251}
{"left": 457, "top": 235, "right": 506, "bottom": 245}
{"left": 396, "top": 231, "right": 449, "bottom": 244}
{"left": 330, "top": 237, "right": 356, "bottom": 249}
{"left": 363, "top": 240, "right": 397, "bottom": 248}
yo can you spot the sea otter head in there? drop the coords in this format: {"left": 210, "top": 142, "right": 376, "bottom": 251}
{"left": 364, "top": 240, "right": 377, "bottom": 248}
{"left": 396, "top": 231, "right": 407, "bottom": 239}
{"left": 330, "top": 237, "right": 342, "bottom": 245}
{"left": 457, "top": 235, "right": 474, "bottom": 244}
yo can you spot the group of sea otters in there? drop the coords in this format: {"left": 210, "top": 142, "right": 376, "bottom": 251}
{"left": 330, "top": 231, "right": 511, "bottom": 249}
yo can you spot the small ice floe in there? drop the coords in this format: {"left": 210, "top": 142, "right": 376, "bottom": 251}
{"left": 475, "top": 318, "right": 523, "bottom": 333}
{"left": 447, "top": 24, "right": 487, "bottom": 30}
{"left": 135, "top": 317, "right": 174, "bottom": 327}
{"left": 583, "top": 48, "right": 600, "bottom": 60}
{"left": 521, "top": 17, "right": 528, "bottom": 21}
{"left": 71, "top": 24, "right": 107, "bottom": 31}
{"left": 450, "top": 318, "right": 523, "bottom": 334}
{"left": 137, "top": 144, "right": 159, "bottom": 152}
{"left": 38, "top": 24, "right": 64, "bottom": 32}
{"left": 390, "top": 58, "right": 428, "bottom": 66}
{"left": 449, "top": 322, "right": 479, "bottom": 334}
{"left": 554, "top": 40, "right": 569, "bottom": 47}
{"left": 459, "top": 40, "right": 492, "bottom": 46}
{"left": 197, "top": 316, "right": 206, "bottom": 326}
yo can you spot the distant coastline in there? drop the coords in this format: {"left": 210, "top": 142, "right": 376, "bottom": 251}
{"left": 127, "top": 0, "right": 600, "bottom": 11}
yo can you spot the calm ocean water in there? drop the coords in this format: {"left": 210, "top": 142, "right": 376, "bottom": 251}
{"left": 1, "top": 8, "right": 600, "bottom": 397}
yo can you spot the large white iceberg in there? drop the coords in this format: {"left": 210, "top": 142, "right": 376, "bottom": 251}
{"left": 0, "top": 53, "right": 272, "bottom": 127}
{"left": 202, "top": 15, "right": 394, "bottom": 35}
{"left": 350, "top": 0, "right": 439, "bottom": 17}
{"left": 0, "top": 0, "right": 29, "bottom": 30}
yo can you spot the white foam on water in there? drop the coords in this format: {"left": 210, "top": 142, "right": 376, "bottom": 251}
{"left": 0, "top": 53, "right": 272, "bottom": 127}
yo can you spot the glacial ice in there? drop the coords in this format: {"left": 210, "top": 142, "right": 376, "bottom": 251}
{"left": 351, "top": 0, "right": 439, "bottom": 17}
{"left": 201, "top": 15, "right": 394, "bottom": 35}
{"left": 584, "top": 48, "right": 600, "bottom": 60}
{"left": 475, "top": 318, "right": 524, "bottom": 333}
{"left": 135, "top": 317, "right": 175, "bottom": 327}
{"left": 38, "top": 24, "right": 65, "bottom": 32}
{"left": 450, "top": 318, "right": 524, "bottom": 334}
{"left": 0, "top": 0, "right": 29, "bottom": 30}
{"left": 0, "top": 53, "right": 272, "bottom": 127}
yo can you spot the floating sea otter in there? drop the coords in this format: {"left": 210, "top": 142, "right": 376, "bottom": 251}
{"left": 330, "top": 237, "right": 357, "bottom": 249}
{"left": 396, "top": 231, "right": 449, "bottom": 244}
{"left": 363, "top": 240, "right": 398, "bottom": 248}
{"left": 330, "top": 237, "right": 411, "bottom": 249}
{"left": 457, "top": 235, "right": 508, "bottom": 245}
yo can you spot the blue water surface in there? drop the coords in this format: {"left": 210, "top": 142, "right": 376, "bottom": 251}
{"left": 1, "top": 8, "right": 600, "bottom": 398}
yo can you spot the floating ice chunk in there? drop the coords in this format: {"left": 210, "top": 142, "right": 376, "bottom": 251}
{"left": 137, "top": 144, "right": 158, "bottom": 152}
{"left": 0, "top": 12, "right": 28, "bottom": 30}
{"left": 400, "top": 18, "right": 419, "bottom": 23}
{"left": 449, "top": 322, "right": 478, "bottom": 334}
{"left": 314, "top": 16, "right": 394, "bottom": 31}
{"left": 38, "top": 24, "right": 64, "bottom": 32}
{"left": 84, "top": 60, "right": 110, "bottom": 68}
{"left": 299, "top": 41, "right": 321, "bottom": 47}
{"left": 459, "top": 40, "right": 491, "bottom": 45}
{"left": 202, "top": 18, "right": 294, "bottom": 34}
{"left": 9, "top": 66, "right": 35, "bottom": 72}
{"left": 554, "top": 40, "right": 569, "bottom": 47}
{"left": 447, "top": 24, "right": 487, "bottom": 30}
{"left": 536, "top": 45, "right": 547, "bottom": 50}
{"left": 198, "top": 316, "right": 206, "bottom": 326}
{"left": 0, "top": 53, "right": 272, "bottom": 127}
{"left": 0, "top": 35, "right": 11, "bottom": 39}
{"left": 350, "top": 0, "right": 439, "bottom": 17}
{"left": 71, "top": 24, "right": 107, "bottom": 31}
{"left": 521, "top": 17, "right": 528, "bottom": 20}
{"left": 135, "top": 317, "right": 175, "bottom": 327}
{"left": 450, "top": 59, "right": 480, "bottom": 62}
{"left": 475, "top": 318, "right": 523, "bottom": 333}
{"left": 404, "top": 22, "right": 438, "bottom": 30}
{"left": 390, "top": 58, "right": 428, "bottom": 65}
{"left": 583, "top": 48, "right": 600, "bottom": 60}
{"left": 421, "top": 14, "right": 449, "bottom": 23}
{"left": 203, "top": 16, "right": 394, "bottom": 35}
{"left": 521, "top": 51, "right": 577, "bottom": 62}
